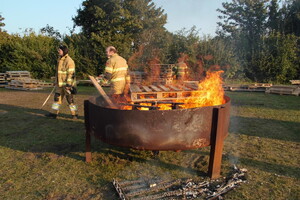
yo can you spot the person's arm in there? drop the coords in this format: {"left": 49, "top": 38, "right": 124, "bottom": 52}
{"left": 66, "top": 60, "right": 75, "bottom": 87}
{"left": 104, "top": 59, "right": 113, "bottom": 80}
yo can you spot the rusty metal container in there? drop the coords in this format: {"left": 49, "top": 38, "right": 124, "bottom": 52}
{"left": 84, "top": 96, "right": 231, "bottom": 178}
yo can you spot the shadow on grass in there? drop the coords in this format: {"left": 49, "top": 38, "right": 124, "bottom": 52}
{"left": 226, "top": 91, "right": 300, "bottom": 111}
{"left": 230, "top": 115, "right": 300, "bottom": 142}
{"left": 81, "top": 138, "right": 208, "bottom": 177}
{"left": 0, "top": 103, "right": 208, "bottom": 178}
{"left": 1, "top": 102, "right": 298, "bottom": 180}
{"left": 225, "top": 155, "right": 300, "bottom": 179}
{"left": 0, "top": 103, "right": 85, "bottom": 156}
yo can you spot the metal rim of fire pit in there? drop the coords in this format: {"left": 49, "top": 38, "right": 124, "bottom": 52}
{"left": 84, "top": 95, "right": 231, "bottom": 179}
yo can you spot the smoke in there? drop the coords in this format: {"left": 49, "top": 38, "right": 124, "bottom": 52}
{"left": 226, "top": 107, "right": 240, "bottom": 165}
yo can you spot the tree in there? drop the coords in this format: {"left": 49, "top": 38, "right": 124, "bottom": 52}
{"left": 73, "top": 0, "right": 167, "bottom": 73}
{"left": 0, "top": 14, "right": 5, "bottom": 32}
{"left": 283, "top": 0, "right": 300, "bottom": 36}
{"left": 40, "top": 24, "right": 62, "bottom": 40}
{"left": 0, "top": 30, "right": 59, "bottom": 78}
{"left": 267, "top": 0, "right": 281, "bottom": 33}
{"left": 217, "top": 0, "right": 270, "bottom": 81}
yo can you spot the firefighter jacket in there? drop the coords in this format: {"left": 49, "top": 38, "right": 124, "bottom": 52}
{"left": 56, "top": 54, "right": 76, "bottom": 88}
{"left": 104, "top": 53, "right": 129, "bottom": 94}
{"left": 177, "top": 62, "right": 188, "bottom": 76}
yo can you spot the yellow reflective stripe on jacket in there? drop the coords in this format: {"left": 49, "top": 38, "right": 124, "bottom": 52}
{"left": 113, "top": 67, "right": 128, "bottom": 72}
{"left": 105, "top": 67, "right": 113, "bottom": 73}
{"left": 105, "top": 66, "right": 127, "bottom": 73}
{"left": 67, "top": 68, "right": 75, "bottom": 72}
{"left": 58, "top": 82, "right": 67, "bottom": 87}
{"left": 111, "top": 77, "right": 125, "bottom": 82}
{"left": 58, "top": 71, "right": 67, "bottom": 74}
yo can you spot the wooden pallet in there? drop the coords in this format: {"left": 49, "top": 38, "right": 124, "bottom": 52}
{"left": 290, "top": 80, "right": 300, "bottom": 85}
{"left": 5, "top": 78, "right": 53, "bottom": 90}
{"left": 0, "top": 83, "right": 7, "bottom": 88}
{"left": 130, "top": 83, "right": 200, "bottom": 102}
{"left": 130, "top": 68, "right": 174, "bottom": 85}
{"left": 265, "top": 85, "right": 300, "bottom": 96}
{"left": 6, "top": 71, "right": 31, "bottom": 80}
{"left": 0, "top": 73, "right": 6, "bottom": 81}
{"left": 36, "top": 81, "right": 53, "bottom": 88}
{"left": 5, "top": 86, "right": 43, "bottom": 91}
{"left": 223, "top": 83, "right": 272, "bottom": 92}
{"left": 130, "top": 71, "right": 146, "bottom": 84}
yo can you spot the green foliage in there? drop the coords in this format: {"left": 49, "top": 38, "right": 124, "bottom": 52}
{"left": 282, "top": 0, "right": 300, "bottom": 36}
{"left": 0, "top": 14, "right": 5, "bottom": 32}
{"left": 217, "top": 0, "right": 300, "bottom": 82}
{"left": 259, "top": 32, "right": 299, "bottom": 83}
{"left": 165, "top": 27, "right": 242, "bottom": 81}
{"left": 72, "top": 0, "right": 168, "bottom": 72}
{"left": 0, "top": 30, "right": 59, "bottom": 79}
{"left": 63, "top": 34, "right": 98, "bottom": 78}
{"left": 0, "top": 0, "right": 298, "bottom": 83}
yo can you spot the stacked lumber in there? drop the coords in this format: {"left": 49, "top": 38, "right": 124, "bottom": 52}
{"left": 6, "top": 78, "right": 40, "bottom": 90}
{"left": 159, "top": 64, "right": 174, "bottom": 85}
{"left": 265, "top": 85, "right": 300, "bottom": 96}
{"left": 290, "top": 80, "right": 300, "bottom": 85}
{"left": 223, "top": 83, "right": 272, "bottom": 92}
{"left": 4, "top": 71, "right": 53, "bottom": 90}
{"left": 148, "top": 64, "right": 174, "bottom": 85}
{"left": 129, "top": 71, "right": 146, "bottom": 85}
{"left": 0, "top": 73, "right": 7, "bottom": 87}
{"left": 6, "top": 71, "right": 31, "bottom": 81}
{"left": 6, "top": 78, "right": 53, "bottom": 90}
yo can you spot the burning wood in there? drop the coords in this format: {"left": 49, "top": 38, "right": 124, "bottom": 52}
{"left": 112, "top": 165, "right": 247, "bottom": 200}
{"left": 122, "top": 70, "right": 225, "bottom": 111}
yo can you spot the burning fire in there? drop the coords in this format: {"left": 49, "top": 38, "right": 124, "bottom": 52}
{"left": 119, "top": 70, "right": 225, "bottom": 110}
{"left": 178, "top": 70, "right": 225, "bottom": 109}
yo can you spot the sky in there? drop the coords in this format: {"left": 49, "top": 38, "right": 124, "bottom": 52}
{"left": 0, "top": 0, "right": 231, "bottom": 36}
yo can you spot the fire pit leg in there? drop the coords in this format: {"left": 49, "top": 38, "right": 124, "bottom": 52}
{"left": 208, "top": 107, "right": 226, "bottom": 179}
{"left": 84, "top": 100, "right": 92, "bottom": 162}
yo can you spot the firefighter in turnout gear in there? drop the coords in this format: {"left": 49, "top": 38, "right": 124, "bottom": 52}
{"left": 103, "top": 46, "right": 130, "bottom": 102}
{"left": 176, "top": 55, "right": 188, "bottom": 81}
{"left": 45, "top": 45, "right": 78, "bottom": 119}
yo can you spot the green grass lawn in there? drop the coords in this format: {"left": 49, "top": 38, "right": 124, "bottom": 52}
{"left": 0, "top": 87, "right": 299, "bottom": 199}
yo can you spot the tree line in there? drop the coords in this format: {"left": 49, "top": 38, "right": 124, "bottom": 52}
{"left": 0, "top": 0, "right": 299, "bottom": 83}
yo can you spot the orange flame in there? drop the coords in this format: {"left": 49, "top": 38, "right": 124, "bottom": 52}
{"left": 178, "top": 70, "right": 225, "bottom": 109}
{"left": 119, "top": 70, "right": 225, "bottom": 110}
{"left": 158, "top": 103, "right": 172, "bottom": 110}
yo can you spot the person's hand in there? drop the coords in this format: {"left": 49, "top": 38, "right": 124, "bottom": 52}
{"left": 65, "top": 84, "right": 72, "bottom": 91}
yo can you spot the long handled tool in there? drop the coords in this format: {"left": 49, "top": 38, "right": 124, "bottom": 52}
{"left": 88, "top": 75, "right": 118, "bottom": 109}
{"left": 40, "top": 87, "right": 55, "bottom": 109}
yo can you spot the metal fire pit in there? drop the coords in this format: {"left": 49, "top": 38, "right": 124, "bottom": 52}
{"left": 84, "top": 96, "right": 231, "bottom": 178}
